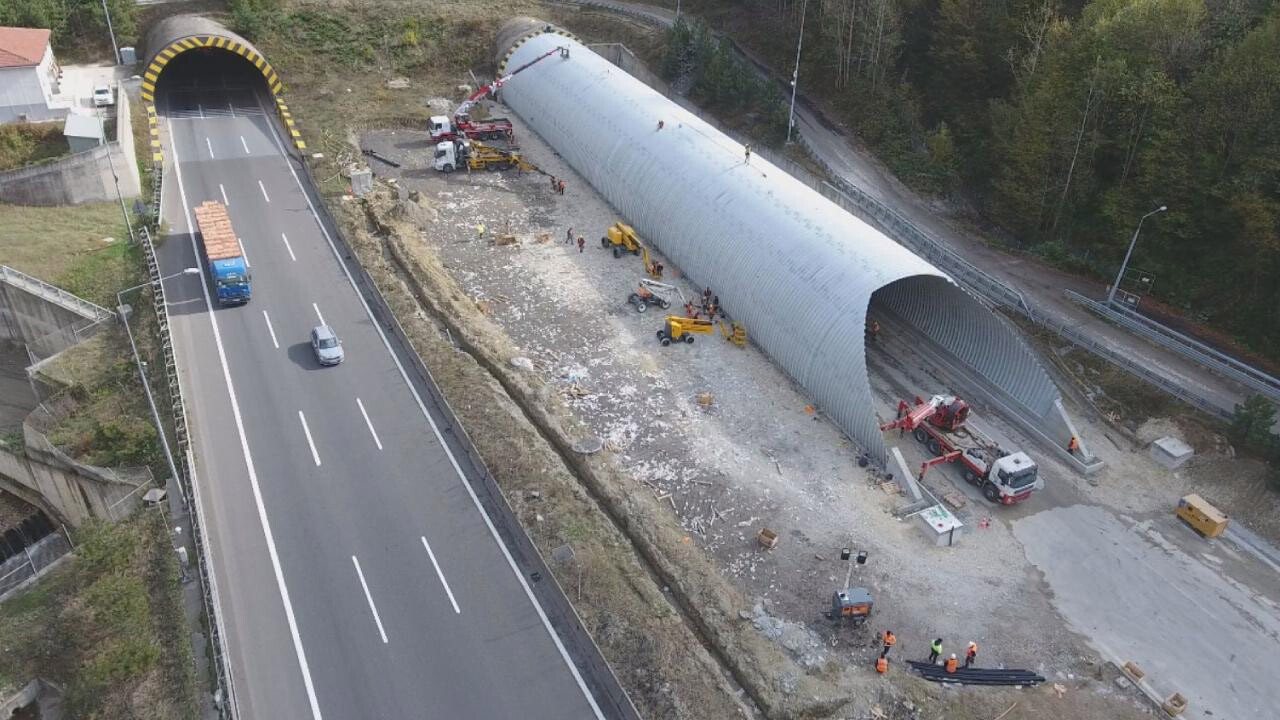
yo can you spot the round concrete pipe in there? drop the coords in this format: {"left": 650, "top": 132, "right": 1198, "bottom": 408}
{"left": 493, "top": 25, "right": 1059, "bottom": 466}
{"left": 142, "top": 15, "right": 282, "bottom": 104}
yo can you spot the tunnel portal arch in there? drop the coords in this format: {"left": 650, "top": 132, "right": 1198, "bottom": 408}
{"left": 142, "top": 15, "right": 281, "bottom": 104}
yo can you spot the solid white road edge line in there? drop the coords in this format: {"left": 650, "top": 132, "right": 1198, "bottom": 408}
{"left": 281, "top": 232, "right": 297, "bottom": 261}
{"left": 420, "top": 536, "right": 461, "bottom": 615}
{"left": 168, "top": 115, "right": 325, "bottom": 720}
{"left": 262, "top": 310, "right": 280, "bottom": 349}
{"left": 259, "top": 179, "right": 270, "bottom": 203}
{"left": 256, "top": 92, "right": 606, "bottom": 720}
{"left": 355, "top": 398, "right": 383, "bottom": 450}
{"left": 352, "top": 556, "right": 390, "bottom": 644}
{"left": 298, "top": 411, "right": 321, "bottom": 467}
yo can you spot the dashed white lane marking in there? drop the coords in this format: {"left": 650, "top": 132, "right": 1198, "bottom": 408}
{"left": 312, "top": 303, "right": 325, "bottom": 326}
{"left": 262, "top": 310, "right": 279, "bottom": 349}
{"left": 219, "top": 183, "right": 229, "bottom": 206}
{"left": 253, "top": 90, "right": 604, "bottom": 718}
{"left": 298, "top": 410, "right": 321, "bottom": 466}
{"left": 421, "top": 536, "right": 461, "bottom": 615}
{"left": 168, "top": 114, "right": 324, "bottom": 720}
{"left": 197, "top": 102, "right": 205, "bottom": 119}
{"left": 241, "top": 135, "right": 251, "bottom": 154}
{"left": 352, "top": 556, "right": 389, "bottom": 644}
{"left": 238, "top": 238, "right": 249, "bottom": 268}
{"left": 259, "top": 179, "right": 270, "bottom": 203}
{"left": 355, "top": 398, "right": 383, "bottom": 450}
{"left": 281, "top": 232, "right": 296, "bottom": 261}
{"left": 206, "top": 137, "right": 215, "bottom": 159}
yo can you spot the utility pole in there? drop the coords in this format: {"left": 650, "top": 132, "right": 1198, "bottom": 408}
{"left": 99, "top": 112, "right": 136, "bottom": 245}
{"left": 100, "top": 0, "right": 121, "bottom": 65}
{"left": 786, "top": 0, "right": 809, "bottom": 144}
{"left": 1107, "top": 205, "right": 1166, "bottom": 307}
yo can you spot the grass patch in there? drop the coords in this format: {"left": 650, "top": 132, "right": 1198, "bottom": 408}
{"left": 0, "top": 510, "right": 198, "bottom": 717}
{"left": 0, "top": 202, "right": 138, "bottom": 306}
{"left": 0, "top": 123, "right": 70, "bottom": 172}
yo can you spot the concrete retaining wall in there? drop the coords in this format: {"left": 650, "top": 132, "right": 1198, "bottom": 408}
{"left": 0, "top": 276, "right": 104, "bottom": 361}
{"left": 0, "top": 86, "right": 140, "bottom": 206}
{"left": 0, "top": 422, "right": 150, "bottom": 528}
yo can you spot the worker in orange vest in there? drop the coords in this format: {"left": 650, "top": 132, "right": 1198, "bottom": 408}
{"left": 945, "top": 653, "right": 958, "bottom": 673}
{"left": 965, "top": 641, "right": 978, "bottom": 668}
{"left": 1068, "top": 436, "right": 1080, "bottom": 454}
{"left": 880, "top": 630, "right": 896, "bottom": 658}
{"left": 875, "top": 656, "right": 888, "bottom": 673}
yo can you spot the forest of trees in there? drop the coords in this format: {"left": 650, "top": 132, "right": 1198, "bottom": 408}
{"left": 726, "top": 0, "right": 1279, "bottom": 362}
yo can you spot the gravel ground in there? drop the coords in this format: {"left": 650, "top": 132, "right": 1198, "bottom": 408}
{"left": 361, "top": 117, "right": 1084, "bottom": 674}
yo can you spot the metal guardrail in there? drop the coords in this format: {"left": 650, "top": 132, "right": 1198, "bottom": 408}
{"left": 0, "top": 265, "right": 115, "bottom": 322}
{"left": 139, "top": 219, "right": 238, "bottom": 717}
{"left": 1066, "top": 289, "right": 1280, "bottom": 403}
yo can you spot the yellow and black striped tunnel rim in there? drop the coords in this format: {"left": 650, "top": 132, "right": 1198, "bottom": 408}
{"left": 141, "top": 34, "right": 284, "bottom": 103}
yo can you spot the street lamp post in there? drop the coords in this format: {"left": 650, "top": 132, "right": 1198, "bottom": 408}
{"left": 117, "top": 268, "right": 199, "bottom": 509}
{"left": 1107, "top": 205, "right": 1167, "bottom": 307}
{"left": 100, "top": 0, "right": 121, "bottom": 65}
{"left": 786, "top": 0, "right": 809, "bottom": 144}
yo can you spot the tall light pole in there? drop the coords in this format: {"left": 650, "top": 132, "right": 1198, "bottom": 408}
{"left": 100, "top": 0, "right": 121, "bottom": 65}
{"left": 1107, "top": 205, "right": 1166, "bottom": 307}
{"left": 117, "top": 267, "right": 200, "bottom": 508}
{"left": 785, "top": 0, "right": 809, "bottom": 144}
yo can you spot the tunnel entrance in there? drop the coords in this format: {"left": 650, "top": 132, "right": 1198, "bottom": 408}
{"left": 153, "top": 48, "right": 274, "bottom": 116}
{"left": 142, "top": 33, "right": 281, "bottom": 106}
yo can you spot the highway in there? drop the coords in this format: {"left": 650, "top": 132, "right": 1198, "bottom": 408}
{"left": 154, "top": 68, "right": 608, "bottom": 719}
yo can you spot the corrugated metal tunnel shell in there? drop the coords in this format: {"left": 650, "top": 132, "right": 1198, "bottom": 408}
{"left": 497, "top": 30, "right": 1059, "bottom": 465}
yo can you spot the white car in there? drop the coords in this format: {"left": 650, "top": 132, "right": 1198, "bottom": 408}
{"left": 91, "top": 85, "right": 114, "bottom": 107}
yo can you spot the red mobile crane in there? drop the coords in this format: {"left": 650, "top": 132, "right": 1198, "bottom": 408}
{"left": 429, "top": 45, "right": 570, "bottom": 144}
{"left": 881, "top": 395, "right": 1042, "bottom": 505}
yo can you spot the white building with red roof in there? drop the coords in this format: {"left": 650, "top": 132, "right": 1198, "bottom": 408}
{"left": 0, "top": 26, "right": 63, "bottom": 123}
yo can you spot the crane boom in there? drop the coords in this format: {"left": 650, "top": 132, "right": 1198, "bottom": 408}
{"left": 454, "top": 46, "right": 569, "bottom": 118}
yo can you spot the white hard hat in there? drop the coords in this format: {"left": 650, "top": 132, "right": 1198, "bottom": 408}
{"left": 950, "top": 653, "right": 957, "bottom": 659}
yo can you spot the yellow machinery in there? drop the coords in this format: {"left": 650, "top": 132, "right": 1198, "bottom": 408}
{"left": 602, "top": 222, "right": 663, "bottom": 277}
{"left": 1175, "top": 494, "right": 1228, "bottom": 538}
{"left": 657, "top": 316, "right": 714, "bottom": 345}
{"left": 466, "top": 143, "right": 540, "bottom": 172}
{"left": 601, "top": 222, "right": 643, "bottom": 257}
{"left": 719, "top": 321, "right": 747, "bottom": 347}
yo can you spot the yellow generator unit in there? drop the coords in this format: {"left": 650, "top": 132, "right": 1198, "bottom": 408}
{"left": 1175, "top": 494, "right": 1228, "bottom": 538}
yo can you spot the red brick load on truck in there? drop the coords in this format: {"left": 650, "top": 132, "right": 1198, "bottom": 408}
{"left": 193, "top": 201, "right": 251, "bottom": 305}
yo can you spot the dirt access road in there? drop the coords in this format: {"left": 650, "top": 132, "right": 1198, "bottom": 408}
{"left": 563, "top": 0, "right": 1254, "bottom": 421}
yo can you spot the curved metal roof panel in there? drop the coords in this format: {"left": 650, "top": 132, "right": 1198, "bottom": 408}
{"left": 498, "top": 30, "right": 1058, "bottom": 464}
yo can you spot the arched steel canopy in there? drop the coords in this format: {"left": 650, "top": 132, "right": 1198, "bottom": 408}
{"left": 494, "top": 24, "right": 1061, "bottom": 465}
{"left": 142, "top": 15, "right": 282, "bottom": 104}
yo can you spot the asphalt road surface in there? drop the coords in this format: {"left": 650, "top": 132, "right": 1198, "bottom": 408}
{"left": 155, "top": 71, "right": 608, "bottom": 719}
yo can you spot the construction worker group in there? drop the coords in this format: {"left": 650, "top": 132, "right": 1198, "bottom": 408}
{"left": 877, "top": 632, "right": 978, "bottom": 674}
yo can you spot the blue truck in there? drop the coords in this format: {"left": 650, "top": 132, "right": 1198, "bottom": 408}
{"left": 194, "top": 201, "right": 251, "bottom": 305}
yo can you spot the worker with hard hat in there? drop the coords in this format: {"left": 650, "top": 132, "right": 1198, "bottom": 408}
{"left": 965, "top": 641, "right": 978, "bottom": 668}
{"left": 881, "top": 630, "right": 896, "bottom": 658}
{"left": 945, "top": 653, "right": 958, "bottom": 673}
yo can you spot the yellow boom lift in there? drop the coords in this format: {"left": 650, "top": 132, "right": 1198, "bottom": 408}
{"left": 657, "top": 316, "right": 715, "bottom": 346}
{"left": 601, "top": 222, "right": 663, "bottom": 278}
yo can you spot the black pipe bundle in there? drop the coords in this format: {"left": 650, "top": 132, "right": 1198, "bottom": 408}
{"left": 906, "top": 661, "right": 1046, "bottom": 686}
